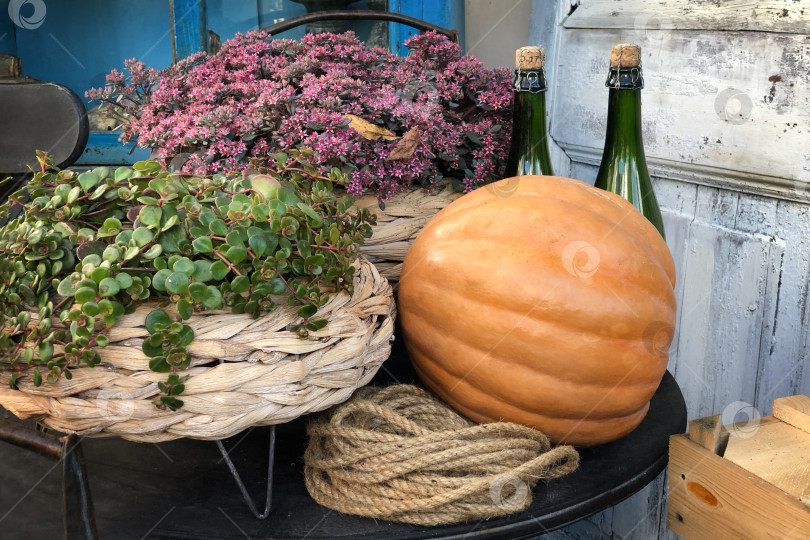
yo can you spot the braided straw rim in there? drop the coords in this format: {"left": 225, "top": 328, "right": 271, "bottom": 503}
{"left": 0, "top": 258, "right": 395, "bottom": 442}
{"left": 353, "top": 181, "right": 462, "bottom": 284}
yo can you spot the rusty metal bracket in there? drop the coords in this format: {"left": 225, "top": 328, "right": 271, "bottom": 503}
{"left": 0, "top": 53, "right": 22, "bottom": 79}
{"left": 0, "top": 418, "right": 64, "bottom": 458}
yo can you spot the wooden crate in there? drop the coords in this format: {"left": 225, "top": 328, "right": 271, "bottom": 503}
{"left": 668, "top": 395, "right": 810, "bottom": 539}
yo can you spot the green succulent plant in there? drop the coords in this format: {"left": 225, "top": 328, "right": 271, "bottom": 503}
{"left": 0, "top": 149, "right": 374, "bottom": 410}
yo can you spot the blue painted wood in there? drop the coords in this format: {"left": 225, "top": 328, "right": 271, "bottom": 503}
{"left": 389, "top": 0, "right": 464, "bottom": 56}
{"left": 0, "top": 1, "right": 172, "bottom": 165}
{"left": 75, "top": 133, "right": 150, "bottom": 166}
{"left": 0, "top": 4, "right": 17, "bottom": 56}
{"left": 2, "top": 0, "right": 172, "bottom": 104}
{"left": 422, "top": 0, "right": 464, "bottom": 49}
{"left": 172, "top": 0, "right": 207, "bottom": 61}
{"left": 388, "top": 0, "right": 419, "bottom": 56}
{"left": 446, "top": 0, "right": 465, "bottom": 49}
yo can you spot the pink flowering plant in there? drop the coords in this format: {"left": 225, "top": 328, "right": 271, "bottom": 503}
{"left": 87, "top": 31, "right": 512, "bottom": 198}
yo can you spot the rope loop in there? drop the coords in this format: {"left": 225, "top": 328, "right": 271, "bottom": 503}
{"left": 305, "top": 384, "right": 580, "bottom": 526}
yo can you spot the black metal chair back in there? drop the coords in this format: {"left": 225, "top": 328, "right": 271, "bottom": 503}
{"left": 260, "top": 9, "right": 459, "bottom": 43}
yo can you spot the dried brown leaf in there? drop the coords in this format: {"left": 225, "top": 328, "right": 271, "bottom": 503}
{"left": 386, "top": 127, "right": 420, "bottom": 162}
{"left": 343, "top": 114, "right": 398, "bottom": 141}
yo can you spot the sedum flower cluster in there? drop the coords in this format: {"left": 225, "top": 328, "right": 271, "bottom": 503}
{"left": 87, "top": 31, "right": 513, "bottom": 198}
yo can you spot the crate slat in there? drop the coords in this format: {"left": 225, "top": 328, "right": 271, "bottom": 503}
{"left": 773, "top": 395, "right": 810, "bottom": 435}
{"left": 723, "top": 418, "right": 810, "bottom": 502}
{"left": 668, "top": 395, "right": 810, "bottom": 539}
{"left": 687, "top": 414, "right": 729, "bottom": 454}
{"left": 668, "top": 434, "right": 810, "bottom": 539}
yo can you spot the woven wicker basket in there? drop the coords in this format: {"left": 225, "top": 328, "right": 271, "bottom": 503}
{"left": 0, "top": 258, "right": 395, "bottom": 443}
{"left": 354, "top": 182, "right": 463, "bottom": 284}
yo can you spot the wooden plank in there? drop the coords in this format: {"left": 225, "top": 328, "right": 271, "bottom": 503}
{"left": 773, "top": 395, "right": 810, "bottom": 434}
{"left": 735, "top": 194, "right": 778, "bottom": 236}
{"left": 424, "top": 0, "right": 465, "bottom": 49}
{"left": 552, "top": 29, "right": 810, "bottom": 185}
{"left": 694, "top": 186, "right": 738, "bottom": 230}
{"left": 529, "top": 0, "right": 573, "bottom": 178}
{"left": 658, "top": 178, "right": 698, "bottom": 279}
{"left": 562, "top": 143, "right": 810, "bottom": 205}
{"left": 655, "top": 176, "right": 699, "bottom": 217}
{"left": 609, "top": 472, "right": 668, "bottom": 540}
{"left": 389, "top": 0, "right": 420, "bottom": 55}
{"left": 731, "top": 193, "right": 783, "bottom": 420}
{"left": 567, "top": 161, "right": 597, "bottom": 185}
{"left": 564, "top": 0, "right": 810, "bottom": 34}
{"left": 753, "top": 237, "right": 784, "bottom": 407}
{"left": 668, "top": 434, "right": 810, "bottom": 539}
{"left": 723, "top": 415, "right": 810, "bottom": 502}
{"left": 670, "top": 188, "right": 774, "bottom": 420}
{"left": 552, "top": 513, "right": 610, "bottom": 539}
{"left": 171, "top": 0, "right": 207, "bottom": 63}
{"left": 688, "top": 414, "right": 729, "bottom": 455}
{"left": 661, "top": 208, "right": 691, "bottom": 371}
{"left": 389, "top": 0, "right": 465, "bottom": 56}
{"left": 657, "top": 179, "right": 698, "bottom": 376}
{"left": 755, "top": 202, "right": 810, "bottom": 413}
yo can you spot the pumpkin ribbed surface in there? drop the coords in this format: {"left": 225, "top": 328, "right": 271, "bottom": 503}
{"left": 398, "top": 176, "right": 676, "bottom": 446}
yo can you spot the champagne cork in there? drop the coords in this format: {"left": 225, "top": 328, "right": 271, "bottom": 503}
{"left": 610, "top": 43, "right": 641, "bottom": 68}
{"left": 515, "top": 46, "right": 545, "bottom": 70}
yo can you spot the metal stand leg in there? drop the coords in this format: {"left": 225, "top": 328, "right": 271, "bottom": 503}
{"left": 0, "top": 420, "right": 98, "bottom": 540}
{"left": 62, "top": 436, "right": 99, "bottom": 540}
{"left": 216, "top": 426, "right": 275, "bottom": 519}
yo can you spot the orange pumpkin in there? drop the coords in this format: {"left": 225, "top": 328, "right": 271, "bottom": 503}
{"left": 398, "top": 176, "right": 676, "bottom": 446}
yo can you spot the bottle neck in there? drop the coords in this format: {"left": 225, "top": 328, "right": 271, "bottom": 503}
{"left": 505, "top": 69, "right": 554, "bottom": 176}
{"left": 603, "top": 87, "right": 644, "bottom": 154}
{"left": 596, "top": 78, "right": 665, "bottom": 239}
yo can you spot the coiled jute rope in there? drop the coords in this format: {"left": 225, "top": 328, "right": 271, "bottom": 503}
{"left": 304, "top": 385, "right": 580, "bottom": 526}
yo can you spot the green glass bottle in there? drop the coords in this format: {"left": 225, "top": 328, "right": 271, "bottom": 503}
{"left": 504, "top": 46, "right": 554, "bottom": 177}
{"left": 594, "top": 43, "right": 665, "bottom": 238}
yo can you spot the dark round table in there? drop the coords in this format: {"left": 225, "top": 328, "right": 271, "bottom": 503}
{"left": 0, "top": 340, "right": 686, "bottom": 540}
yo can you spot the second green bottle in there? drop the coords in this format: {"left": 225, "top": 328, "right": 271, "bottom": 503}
{"left": 504, "top": 46, "right": 555, "bottom": 177}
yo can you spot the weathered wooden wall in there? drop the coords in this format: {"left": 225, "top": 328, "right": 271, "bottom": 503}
{"left": 530, "top": 1, "right": 810, "bottom": 538}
